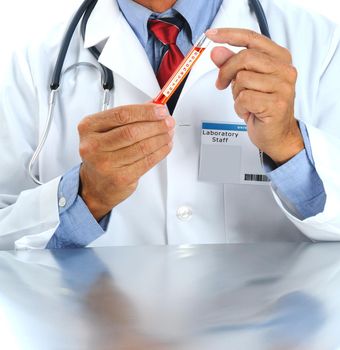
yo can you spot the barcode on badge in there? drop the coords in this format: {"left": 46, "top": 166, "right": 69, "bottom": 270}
{"left": 244, "top": 174, "right": 270, "bottom": 182}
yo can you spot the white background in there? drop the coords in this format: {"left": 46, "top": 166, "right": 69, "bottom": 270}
{"left": 0, "top": 0, "right": 339, "bottom": 77}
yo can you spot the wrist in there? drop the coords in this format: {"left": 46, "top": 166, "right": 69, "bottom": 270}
{"left": 80, "top": 189, "right": 111, "bottom": 221}
{"left": 265, "top": 121, "right": 305, "bottom": 166}
{"left": 79, "top": 166, "right": 112, "bottom": 221}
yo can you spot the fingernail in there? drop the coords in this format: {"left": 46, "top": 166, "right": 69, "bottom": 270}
{"left": 165, "top": 116, "right": 175, "bottom": 128}
{"left": 155, "top": 106, "right": 168, "bottom": 119}
{"left": 216, "top": 81, "right": 222, "bottom": 90}
{"left": 206, "top": 28, "right": 218, "bottom": 36}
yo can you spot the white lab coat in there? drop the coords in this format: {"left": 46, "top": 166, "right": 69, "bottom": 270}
{"left": 0, "top": 0, "right": 340, "bottom": 250}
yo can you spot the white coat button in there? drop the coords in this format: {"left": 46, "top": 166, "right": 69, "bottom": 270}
{"left": 59, "top": 197, "right": 67, "bottom": 208}
{"left": 176, "top": 206, "right": 193, "bottom": 221}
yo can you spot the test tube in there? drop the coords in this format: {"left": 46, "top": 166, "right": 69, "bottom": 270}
{"left": 153, "top": 34, "right": 211, "bottom": 105}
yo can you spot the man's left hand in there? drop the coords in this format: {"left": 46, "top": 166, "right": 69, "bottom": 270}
{"left": 206, "top": 28, "right": 304, "bottom": 165}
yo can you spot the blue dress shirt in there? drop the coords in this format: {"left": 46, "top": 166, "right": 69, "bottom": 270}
{"left": 46, "top": 0, "right": 326, "bottom": 249}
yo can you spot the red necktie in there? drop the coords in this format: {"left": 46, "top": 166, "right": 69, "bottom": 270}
{"left": 148, "top": 19, "right": 185, "bottom": 88}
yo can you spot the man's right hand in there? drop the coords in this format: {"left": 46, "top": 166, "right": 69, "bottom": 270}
{"left": 77, "top": 104, "right": 175, "bottom": 221}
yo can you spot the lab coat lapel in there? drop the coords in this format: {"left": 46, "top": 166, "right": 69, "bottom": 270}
{"left": 98, "top": 17, "right": 159, "bottom": 99}
{"left": 180, "top": 0, "right": 261, "bottom": 99}
{"left": 84, "top": 0, "right": 159, "bottom": 99}
{"left": 83, "top": 0, "right": 118, "bottom": 48}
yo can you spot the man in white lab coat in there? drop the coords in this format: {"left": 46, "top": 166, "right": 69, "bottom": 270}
{"left": 0, "top": 0, "right": 339, "bottom": 249}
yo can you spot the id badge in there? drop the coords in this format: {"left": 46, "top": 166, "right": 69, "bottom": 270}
{"left": 199, "top": 121, "right": 269, "bottom": 185}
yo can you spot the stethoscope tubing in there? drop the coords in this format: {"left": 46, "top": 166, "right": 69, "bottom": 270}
{"left": 249, "top": 0, "right": 271, "bottom": 39}
{"left": 50, "top": 0, "right": 98, "bottom": 90}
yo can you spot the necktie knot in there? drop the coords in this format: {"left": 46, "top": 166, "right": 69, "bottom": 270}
{"left": 148, "top": 18, "right": 183, "bottom": 45}
{"left": 148, "top": 19, "right": 181, "bottom": 45}
{"left": 148, "top": 17, "right": 186, "bottom": 88}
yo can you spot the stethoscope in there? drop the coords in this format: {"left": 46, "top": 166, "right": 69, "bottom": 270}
{"left": 28, "top": 0, "right": 271, "bottom": 185}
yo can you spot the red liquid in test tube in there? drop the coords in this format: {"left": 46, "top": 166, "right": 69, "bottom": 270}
{"left": 153, "top": 34, "right": 211, "bottom": 105}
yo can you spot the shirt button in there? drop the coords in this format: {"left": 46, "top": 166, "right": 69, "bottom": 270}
{"left": 176, "top": 206, "right": 193, "bottom": 222}
{"left": 59, "top": 197, "right": 67, "bottom": 208}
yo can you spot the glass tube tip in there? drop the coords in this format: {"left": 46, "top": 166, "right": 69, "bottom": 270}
{"left": 195, "top": 33, "right": 212, "bottom": 49}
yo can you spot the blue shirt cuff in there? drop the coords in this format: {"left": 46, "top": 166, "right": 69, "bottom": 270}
{"left": 46, "top": 165, "right": 110, "bottom": 249}
{"left": 263, "top": 122, "right": 326, "bottom": 220}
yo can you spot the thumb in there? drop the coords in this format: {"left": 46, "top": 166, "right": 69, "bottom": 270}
{"left": 210, "top": 46, "right": 235, "bottom": 68}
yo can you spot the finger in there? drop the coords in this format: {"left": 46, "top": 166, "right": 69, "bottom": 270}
{"left": 215, "top": 49, "right": 283, "bottom": 90}
{"left": 232, "top": 70, "right": 283, "bottom": 99}
{"left": 206, "top": 28, "right": 291, "bottom": 63}
{"left": 234, "top": 90, "right": 276, "bottom": 121}
{"left": 117, "top": 143, "right": 173, "bottom": 185}
{"left": 98, "top": 117, "right": 175, "bottom": 151}
{"left": 78, "top": 104, "right": 170, "bottom": 133}
{"left": 109, "top": 131, "right": 174, "bottom": 167}
{"left": 210, "top": 46, "right": 235, "bottom": 68}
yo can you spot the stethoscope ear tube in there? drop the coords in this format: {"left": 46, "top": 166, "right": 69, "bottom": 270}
{"left": 248, "top": 0, "right": 271, "bottom": 39}
{"left": 50, "top": 0, "right": 98, "bottom": 90}
{"left": 30, "top": 0, "right": 100, "bottom": 184}
{"left": 28, "top": 89, "right": 59, "bottom": 185}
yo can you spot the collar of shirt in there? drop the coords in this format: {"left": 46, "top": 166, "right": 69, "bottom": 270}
{"left": 116, "top": 0, "right": 223, "bottom": 48}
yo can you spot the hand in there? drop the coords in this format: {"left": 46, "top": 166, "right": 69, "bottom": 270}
{"left": 78, "top": 104, "right": 175, "bottom": 221}
{"left": 206, "top": 28, "right": 304, "bottom": 165}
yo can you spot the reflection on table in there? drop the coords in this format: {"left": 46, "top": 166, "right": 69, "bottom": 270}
{"left": 1, "top": 243, "right": 340, "bottom": 349}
